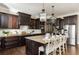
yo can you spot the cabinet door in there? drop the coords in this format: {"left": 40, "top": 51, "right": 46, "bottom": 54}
{"left": 55, "top": 19, "right": 60, "bottom": 26}
{"left": 12, "top": 16, "right": 18, "bottom": 29}
{"left": 68, "top": 16, "right": 77, "bottom": 25}
{"left": 19, "top": 12, "right": 31, "bottom": 25}
{"left": 20, "top": 15, "right": 26, "bottom": 25}
{"left": 59, "top": 19, "right": 64, "bottom": 29}
{"left": 35, "top": 19, "right": 40, "bottom": 29}
{"left": 0, "top": 14, "right": 1, "bottom": 27}
{"left": 8, "top": 15, "right": 12, "bottom": 28}
{"left": 29, "top": 19, "right": 36, "bottom": 29}
{"left": 64, "top": 17, "right": 69, "bottom": 25}
{"left": 8, "top": 15, "right": 18, "bottom": 29}
{"left": 64, "top": 15, "right": 77, "bottom": 25}
{"left": 29, "top": 18, "right": 40, "bottom": 29}
{"left": 1, "top": 14, "right": 9, "bottom": 28}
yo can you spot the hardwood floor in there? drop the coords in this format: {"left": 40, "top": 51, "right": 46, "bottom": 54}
{"left": 0, "top": 46, "right": 26, "bottom": 55}
{"left": 65, "top": 45, "right": 79, "bottom": 55}
{"left": 0, "top": 45, "right": 79, "bottom": 55}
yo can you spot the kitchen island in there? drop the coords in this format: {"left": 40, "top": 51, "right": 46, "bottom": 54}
{"left": 0, "top": 33, "right": 46, "bottom": 55}
{"left": 25, "top": 35, "right": 48, "bottom": 55}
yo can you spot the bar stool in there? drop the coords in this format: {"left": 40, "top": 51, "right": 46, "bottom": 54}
{"left": 39, "top": 33, "right": 51, "bottom": 55}
{"left": 62, "top": 35, "right": 67, "bottom": 54}
{"left": 55, "top": 35, "right": 62, "bottom": 55}
{"left": 50, "top": 34, "right": 57, "bottom": 55}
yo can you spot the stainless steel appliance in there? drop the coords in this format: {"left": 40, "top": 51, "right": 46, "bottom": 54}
{"left": 64, "top": 25, "right": 76, "bottom": 45}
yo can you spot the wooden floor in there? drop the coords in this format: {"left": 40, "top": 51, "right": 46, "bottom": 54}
{"left": 0, "top": 46, "right": 26, "bottom": 55}
{"left": 65, "top": 45, "right": 79, "bottom": 55}
{"left": 0, "top": 45, "right": 79, "bottom": 55}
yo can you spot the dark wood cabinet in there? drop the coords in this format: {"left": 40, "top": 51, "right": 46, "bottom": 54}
{"left": 55, "top": 18, "right": 60, "bottom": 26}
{"left": 29, "top": 19, "right": 36, "bottom": 29}
{"left": 29, "top": 18, "right": 40, "bottom": 29}
{"left": 35, "top": 18, "right": 40, "bottom": 29}
{"left": 55, "top": 15, "right": 77, "bottom": 30}
{"left": 0, "top": 12, "right": 18, "bottom": 29}
{"left": 40, "top": 22, "right": 45, "bottom": 33}
{"left": 12, "top": 16, "right": 18, "bottom": 29}
{"left": 63, "top": 17, "right": 68, "bottom": 25}
{"left": 0, "top": 36, "right": 25, "bottom": 49}
{"left": 8, "top": 15, "right": 18, "bottom": 29}
{"left": 64, "top": 15, "right": 77, "bottom": 25}
{"left": 69, "top": 15, "right": 77, "bottom": 25}
{"left": 25, "top": 38, "right": 43, "bottom": 55}
{"left": 18, "top": 12, "right": 31, "bottom": 25}
{"left": 0, "top": 13, "right": 9, "bottom": 28}
{"left": 0, "top": 38, "right": 1, "bottom": 50}
{"left": 64, "top": 15, "right": 77, "bottom": 44}
{"left": 55, "top": 18, "right": 64, "bottom": 29}
{"left": 4, "top": 37, "right": 19, "bottom": 48}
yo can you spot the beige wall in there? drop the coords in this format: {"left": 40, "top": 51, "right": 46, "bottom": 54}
{"left": 0, "top": 4, "right": 9, "bottom": 13}
{"left": 77, "top": 15, "right": 79, "bottom": 44}
{"left": 0, "top": 4, "right": 18, "bottom": 15}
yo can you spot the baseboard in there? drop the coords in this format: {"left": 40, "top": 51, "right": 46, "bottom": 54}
{"left": 77, "top": 42, "right": 79, "bottom": 44}
{"left": 68, "top": 44, "right": 75, "bottom": 46}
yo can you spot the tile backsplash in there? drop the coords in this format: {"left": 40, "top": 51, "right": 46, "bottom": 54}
{"left": 0, "top": 29, "right": 41, "bottom": 35}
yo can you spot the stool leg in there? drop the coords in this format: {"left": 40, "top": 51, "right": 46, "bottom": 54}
{"left": 59, "top": 46, "right": 61, "bottom": 55}
{"left": 39, "top": 50, "right": 40, "bottom": 55}
{"left": 65, "top": 43, "right": 67, "bottom": 53}
{"left": 53, "top": 50, "right": 56, "bottom": 55}
{"left": 63, "top": 44, "right": 65, "bottom": 54}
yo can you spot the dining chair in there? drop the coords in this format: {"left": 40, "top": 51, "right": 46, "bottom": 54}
{"left": 38, "top": 33, "right": 57, "bottom": 55}
{"left": 58, "top": 34, "right": 67, "bottom": 55}
{"left": 39, "top": 34, "right": 67, "bottom": 55}
{"left": 62, "top": 35, "right": 67, "bottom": 54}
{"left": 55, "top": 35, "right": 62, "bottom": 55}
{"left": 50, "top": 35, "right": 57, "bottom": 55}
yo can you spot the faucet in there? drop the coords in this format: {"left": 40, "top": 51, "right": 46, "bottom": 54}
{"left": 15, "top": 31, "right": 18, "bottom": 34}
{"left": 30, "top": 30, "right": 34, "bottom": 34}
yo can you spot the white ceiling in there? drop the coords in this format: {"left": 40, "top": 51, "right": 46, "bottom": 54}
{"left": 2, "top": 3, "right": 79, "bottom": 18}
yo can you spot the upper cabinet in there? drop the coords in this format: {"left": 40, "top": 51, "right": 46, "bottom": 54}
{"left": 8, "top": 15, "right": 18, "bottom": 29}
{"left": 0, "top": 13, "right": 9, "bottom": 28}
{"left": 29, "top": 18, "right": 40, "bottom": 29}
{"left": 0, "top": 12, "right": 18, "bottom": 29}
{"left": 29, "top": 18, "right": 36, "bottom": 29}
{"left": 18, "top": 12, "right": 31, "bottom": 25}
{"left": 35, "top": 18, "right": 40, "bottom": 29}
{"left": 64, "top": 15, "right": 77, "bottom": 25}
{"left": 55, "top": 18, "right": 64, "bottom": 29}
{"left": 55, "top": 15, "right": 77, "bottom": 30}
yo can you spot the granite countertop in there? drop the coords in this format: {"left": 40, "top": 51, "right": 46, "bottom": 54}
{"left": 0, "top": 33, "right": 45, "bottom": 38}
{"left": 25, "top": 35, "right": 48, "bottom": 44}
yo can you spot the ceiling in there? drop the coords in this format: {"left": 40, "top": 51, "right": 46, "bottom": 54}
{"left": 2, "top": 3, "right": 79, "bottom": 18}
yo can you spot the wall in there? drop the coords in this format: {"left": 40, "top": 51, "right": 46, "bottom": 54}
{"left": 77, "top": 15, "right": 79, "bottom": 44}
{"left": 0, "top": 3, "right": 9, "bottom": 13}
{"left": 0, "top": 3, "right": 18, "bottom": 15}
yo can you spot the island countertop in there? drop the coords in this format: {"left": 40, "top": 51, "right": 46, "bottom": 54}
{"left": 25, "top": 35, "right": 49, "bottom": 44}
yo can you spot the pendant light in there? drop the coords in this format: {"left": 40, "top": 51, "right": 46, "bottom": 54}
{"left": 40, "top": 2, "right": 47, "bottom": 22}
{"left": 50, "top": 6, "right": 56, "bottom": 24}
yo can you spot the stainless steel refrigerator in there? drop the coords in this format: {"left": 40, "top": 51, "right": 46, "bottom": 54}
{"left": 64, "top": 25, "right": 76, "bottom": 45}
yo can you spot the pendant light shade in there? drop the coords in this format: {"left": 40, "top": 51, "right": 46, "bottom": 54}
{"left": 49, "top": 6, "right": 56, "bottom": 24}
{"left": 40, "top": 10, "right": 47, "bottom": 22}
{"left": 50, "top": 13, "right": 56, "bottom": 23}
{"left": 40, "top": 4, "right": 56, "bottom": 23}
{"left": 40, "top": 3, "right": 47, "bottom": 22}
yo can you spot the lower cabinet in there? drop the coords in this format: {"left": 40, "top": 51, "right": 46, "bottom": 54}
{"left": 25, "top": 39, "right": 43, "bottom": 55}
{"left": 0, "top": 37, "right": 25, "bottom": 50}
{"left": 0, "top": 39, "right": 1, "bottom": 50}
